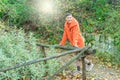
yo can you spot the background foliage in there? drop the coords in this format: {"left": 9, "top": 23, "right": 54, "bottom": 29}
{"left": 0, "top": 0, "right": 120, "bottom": 42}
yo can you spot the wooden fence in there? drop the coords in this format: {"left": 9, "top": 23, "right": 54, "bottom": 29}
{"left": 0, "top": 43, "right": 96, "bottom": 80}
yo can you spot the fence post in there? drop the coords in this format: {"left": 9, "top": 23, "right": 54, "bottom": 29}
{"left": 81, "top": 56, "right": 86, "bottom": 80}
{"left": 41, "top": 46, "right": 48, "bottom": 77}
{"left": 47, "top": 47, "right": 88, "bottom": 80}
{"left": 41, "top": 46, "right": 47, "bottom": 64}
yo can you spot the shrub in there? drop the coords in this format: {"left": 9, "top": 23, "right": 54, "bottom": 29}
{"left": 0, "top": 28, "right": 60, "bottom": 80}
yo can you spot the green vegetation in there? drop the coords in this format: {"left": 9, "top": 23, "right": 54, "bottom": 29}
{"left": 0, "top": 28, "right": 60, "bottom": 79}
{"left": 0, "top": 0, "right": 120, "bottom": 42}
{"left": 0, "top": 0, "right": 120, "bottom": 79}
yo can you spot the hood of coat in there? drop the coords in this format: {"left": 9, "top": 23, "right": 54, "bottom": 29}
{"left": 64, "top": 17, "right": 79, "bottom": 29}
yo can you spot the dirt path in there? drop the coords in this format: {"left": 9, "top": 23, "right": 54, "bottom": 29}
{"left": 87, "top": 64, "right": 120, "bottom": 80}
{"left": 46, "top": 49, "right": 120, "bottom": 80}
{"left": 56, "top": 55, "right": 120, "bottom": 80}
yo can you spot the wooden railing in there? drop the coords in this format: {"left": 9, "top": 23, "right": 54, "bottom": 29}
{"left": 0, "top": 43, "right": 96, "bottom": 80}
{"left": 37, "top": 43, "right": 96, "bottom": 80}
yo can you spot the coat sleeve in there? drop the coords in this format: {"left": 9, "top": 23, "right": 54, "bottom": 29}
{"left": 60, "top": 29, "right": 67, "bottom": 46}
{"left": 72, "top": 25, "right": 79, "bottom": 47}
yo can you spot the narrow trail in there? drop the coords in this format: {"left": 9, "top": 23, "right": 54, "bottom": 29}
{"left": 55, "top": 54, "right": 120, "bottom": 80}
{"left": 87, "top": 63, "right": 120, "bottom": 80}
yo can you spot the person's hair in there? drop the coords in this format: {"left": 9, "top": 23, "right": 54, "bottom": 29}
{"left": 66, "top": 13, "right": 72, "bottom": 17}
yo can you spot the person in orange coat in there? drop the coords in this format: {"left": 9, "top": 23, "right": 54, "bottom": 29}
{"left": 60, "top": 13, "right": 93, "bottom": 74}
{"left": 59, "top": 13, "right": 85, "bottom": 48}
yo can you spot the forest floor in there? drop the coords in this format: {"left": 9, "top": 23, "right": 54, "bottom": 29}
{"left": 54, "top": 54, "right": 120, "bottom": 80}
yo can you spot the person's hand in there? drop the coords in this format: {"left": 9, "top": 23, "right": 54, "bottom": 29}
{"left": 73, "top": 45, "right": 79, "bottom": 49}
{"left": 74, "top": 45, "right": 79, "bottom": 47}
{"left": 59, "top": 43, "right": 62, "bottom": 46}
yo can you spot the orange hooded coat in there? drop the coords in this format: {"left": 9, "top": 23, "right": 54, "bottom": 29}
{"left": 60, "top": 17, "right": 85, "bottom": 48}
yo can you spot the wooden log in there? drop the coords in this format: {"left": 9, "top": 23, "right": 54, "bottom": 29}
{"left": 36, "top": 43, "right": 96, "bottom": 55}
{"left": 84, "top": 48, "right": 96, "bottom": 55}
{"left": 25, "top": 41, "right": 96, "bottom": 55}
{"left": 0, "top": 48, "right": 84, "bottom": 72}
{"left": 36, "top": 43, "right": 75, "bottom": 50}
{"left": 47, "top": 47, "right": 88, "bottom": 80}
{"left": 81, "top": 56, "right": 86, "bottom": 80}
{"left": 41, "top": 46, "right": 48, "bottom": 77}
{"left": 41, "top": 46, "right": 47, "bottom": 64}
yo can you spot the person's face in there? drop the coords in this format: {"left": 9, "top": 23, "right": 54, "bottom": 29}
{"left": 66, "top": 15, "right": 72, "bottom": 23}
